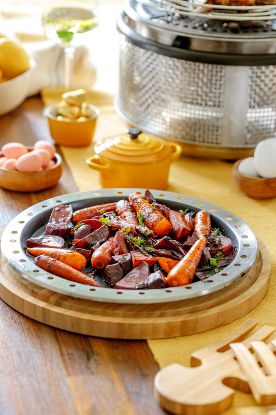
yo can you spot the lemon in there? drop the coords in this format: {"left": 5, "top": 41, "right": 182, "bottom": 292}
{"left": 0, "top": 39, "right": 30, "bottom": 79}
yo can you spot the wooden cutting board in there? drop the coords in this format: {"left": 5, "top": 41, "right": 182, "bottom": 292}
{"left": 0, "top": 241, "right": 271, "bottom": 339}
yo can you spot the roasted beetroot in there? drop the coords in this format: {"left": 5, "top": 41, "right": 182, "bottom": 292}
{"left": 73, "top": 248, "right": 92, "bottom": 263}
{"left": 112, "top": 253, "right": 132, "bottom": 275}
{"left": 103, "top": 263, "right": 124, "bottom": 286}
{"left": 152, "top": 249, "right": 181, "bottom": 260}
{"left": 74, "top": 224, "right": 92, "bottom": 240}
{"left": 112, "top": 231, "right": 129, "bottom": 255}
{"left": 73, "top": 224, "right": 109, "bottom": 248}
{"left": 26, "top": 235, "right": 65, "bottom": 249}
{"left": 208, "top": 235, "right": 233, "bottom": 256}
{"left": 154, "top": 236, "right": 186, "bottom": 256}
{"left": 154, "top": 203, "right": 191, "bottom": 240}
{"left": 45, "top": 205, "right": 73, "bottom": 237}
{"left": 147, "top": 270, "right": 168, "bottom": 289}
{"left": 115, "top": 262, "right": 150, "bottom": 290}
{"left": 144, "top": 190, "right": 156, "bottom": 204}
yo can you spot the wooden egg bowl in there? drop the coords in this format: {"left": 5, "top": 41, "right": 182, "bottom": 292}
{"left": 0, "top": 152, "right": 63, "bottom": 193}
{"left": 233, "top": 160, "right": 276, "bottom": 200}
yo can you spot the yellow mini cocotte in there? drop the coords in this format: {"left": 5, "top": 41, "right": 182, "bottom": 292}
{"left": 87, "top": 129, "right": 182, "bottom": 190}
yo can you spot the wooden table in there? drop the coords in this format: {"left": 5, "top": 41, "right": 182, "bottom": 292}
{"left": 0, "top": 98, "right": 165, "bottom": 415}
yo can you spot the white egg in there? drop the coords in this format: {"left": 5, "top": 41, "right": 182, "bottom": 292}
{"left": 238, "top": 157, "right": 259, "bottom": 178}
{"left": 254, "top": 138, "right": 276, "bottom": 179}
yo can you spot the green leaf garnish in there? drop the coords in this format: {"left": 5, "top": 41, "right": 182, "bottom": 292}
{"left": 56, "top": 30, "right": 74, "bottom": 43}
{"left": 144, "top": 229, "right": 153, "bottom": 236}
{"left": 99, "top": 217, "right": 111, "bottom": 226}
{"left": 214, "top": 268, "right": 219, "bottom": 273}
{"left": 130, "top": 237, "right": 146, "bottom": 246}
{"left": 145, "top": 246, "right": 154, "bottom": 252}
{"left": 215, "top": 251, "right": 224, "bottom": 259}
{"left": 122, "top": 226, "right": 131, "bottom": 233}
{"left": 137, "top": 212, "right": 144, "bottom": 226}
{"left": 211, "top": 228, "right": 221, "bottom": 236}
{"left": 74, "top": 223, "right": 85, "bottom": 231}
{"left": 99, "top": 208, "right": 105, "bottom": 214}
{"left": 210, "top": 258, "right": 218, "bottom": 266}
{"left": 179, "top": 209, "right": 185, "bottom": 215}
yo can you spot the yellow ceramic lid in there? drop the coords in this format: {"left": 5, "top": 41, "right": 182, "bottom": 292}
{"left": 94, "top": 129, "right": 174, "bottom": 164}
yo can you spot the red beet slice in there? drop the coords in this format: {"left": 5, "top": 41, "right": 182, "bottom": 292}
{"left": 26, "top": 235, "right": 65, "bottom": 249}
{"left": 112, "top": 231, "right": 129, "bottom": 255}
{"left": 114, "top": 262, "right": 150, "bottom": 290}
{"left": 45, "top": 205, "right": 73, "bottom": 237}
{"left": 147, "top": 270, "right": 168, "bottom": 289}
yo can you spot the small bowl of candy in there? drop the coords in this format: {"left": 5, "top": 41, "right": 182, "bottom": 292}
{"left": 0, "top": 141, "right": 63, "bottom": 192}
{"left": 43, "top": 89, "right": 100, "bottom": 148}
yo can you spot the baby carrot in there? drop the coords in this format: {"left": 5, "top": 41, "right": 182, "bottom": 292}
{"left": 194, "top": 210, "right": 211, "bottom": 238}
{"left": 27, "top": 247, "right": 86, "bottom": 271}
{"left": 167, "top": 236, "right": 207, "bottom": 286}
{"left": 72, "top": 203, "right": 116, "bottom": 224}
{"left": 34, "top": 255, "right": 99, "bottom": 286}
{"left": 157, "top": 257, "right": 179, "bottom": 274}
{"left": 91, "top": 238, "right": 113, "bottom": 270}
{"left": 129, "top": 194, "right": 172, "bottom": 237}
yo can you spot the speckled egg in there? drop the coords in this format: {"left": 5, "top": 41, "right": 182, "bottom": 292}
{"left": 2, "top": 158, "right": 17, "bottom": 170}
{"left": 32, "top": 149, "right": 51, "bottom": 168}
{"left": 254, "top": 138, "right": 276, "bottom": 179}
{"left": 2, "top": 142, "right": 27, "bottom": 159}
{"left": 0, "top": 157, "right": 8, "bottom": 167}
{"left": 15, "top": 152, "right": 43, "bottom": 172}
{"left": 34, "top": 141, "right": 55, "bottom": 159}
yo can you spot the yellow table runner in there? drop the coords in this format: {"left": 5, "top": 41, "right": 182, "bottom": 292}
{"left": 42, "top": 90, "right": 276, "bottom": 415}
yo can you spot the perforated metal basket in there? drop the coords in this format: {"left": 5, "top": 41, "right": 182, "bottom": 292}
{"left": 116, "top": 1, "right": 276, "bottom": 156}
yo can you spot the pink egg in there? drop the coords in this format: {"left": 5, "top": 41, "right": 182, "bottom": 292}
{"left": 2, "top": 142, "right": 28, "bottom": 159}
{"left": 0, "top": 157, "right": 8, "bottom": 167}
{"left": 34, "top": 141, "right": 55, "bottom": 159}
{"left": 46, "top": 160, "right": 56, "bottom": 170}
{"left": 3, "top": 158, "right": 17, "bottom": 170}
{"left": 32, "top": 149, "right": 51, "bottom": 167}
{"left": 15, "top": 153, "right": 43, "bottom": 172}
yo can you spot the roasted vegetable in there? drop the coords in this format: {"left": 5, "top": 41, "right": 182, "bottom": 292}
{"left": 194, "top": 210, "right": 211, "bottom": 238}
{"left": 112, "top": 253, "right": 132, "bottom": 275}
{"left": 35, "top": 255, "right": 98, "bottom": 286}
{"left": 208, "top": 235, "right": 233, "bottom": 256}
{"left": 45, "top": 205, "right": 73, "bottom": 237}
{"left": 73, "top": 224, "right": 109, "bottom": 248}
{"left": 129, "top": 194, "right": 172, "bottom": 236}
{"left": 115, "top": 200, "right": 138, "bottom": 226}
{"left": 27, "top": 247, "right": 86, "bottom": 271}
{"left": 131, "top": 251, "right": 157, "bottom": 267}
{"left": 91, "top": 238, "right": 113, "bottom": 269}
{"left": 154, "top": 203, "right": 191, "bottom": 240}
{"left": 154, "top": 236, "right": 186, "bottom": 256}
{"left": 73, "top": 224, "right": 92, "bottom": 240}
{"left": 26, "top": 235, "right": 65, "bottom": 249}
{"left": 157, "top": 257, "right": 179, "bottom": 273}
{"left": 103, "top": 263, "right": 124, "bottom": 286}
{"left": 72, "top": 202, "right": 116, "bottom": 224}
{"left": 167, "top": 236, "right": 207, "bottom": 286}
{"left": 112, "top": 231, "right": 129, "bottom": 255}
{"left": 147, "top": 270, "right": 168, "bottom": 289}
{"left": 73, "top": 248, "right": 92, "bottom": 263}
{"left": 115, "top": 262, "right": 150, "bottom": 290}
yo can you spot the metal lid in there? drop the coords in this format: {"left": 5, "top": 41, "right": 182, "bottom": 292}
{"left": 94, "top": 129, "right": 174, "bottom": 164}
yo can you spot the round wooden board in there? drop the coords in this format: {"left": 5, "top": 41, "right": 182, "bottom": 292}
{"left": 0, "top": 241, "right": 271, "bottom": 339}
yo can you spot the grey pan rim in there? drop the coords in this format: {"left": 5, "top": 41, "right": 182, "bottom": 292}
{"left": 1, "top": 189, "right": 258, "bottom": 304}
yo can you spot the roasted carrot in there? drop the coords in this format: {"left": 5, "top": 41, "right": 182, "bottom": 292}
{"left": 115, "top": 200, "right": 138, "bottom": 226}
{"left": 129, "top": 194, "right": 172, "bottom": 237}
{"left": 91, "top": 238, "right": 113, "bottom": 269}
{"left": 167, "top": 236, "right": 207, "bottom": 286}
{"left": 35, "top": 255, "right": 99, "bottom": 286}
{"left": 194, "top": 210, "right": 211, "bottom": 238}
{"left": 72, "top": 202, "right": 116, "bottom": 224}
{"left": 27, "top": 247, "right": 86, "bottom": 271}
{"left": 157, "top": 257, "right": 179, "bottom": 273}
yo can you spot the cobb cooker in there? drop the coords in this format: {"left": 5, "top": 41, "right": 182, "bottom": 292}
{"left": 116, "top": 0, "right": 276, "bottom": 158}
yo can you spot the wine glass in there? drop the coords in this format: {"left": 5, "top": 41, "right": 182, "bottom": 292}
{"left": 42, "top": 1, "right": 98, "bottom": 90}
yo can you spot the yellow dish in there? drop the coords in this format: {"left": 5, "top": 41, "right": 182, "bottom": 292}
{"left": 44, "top": 104, "right": 99, "bottom": 147}
{"left": 87, "top": 129, "right": 182, "bottom": 190}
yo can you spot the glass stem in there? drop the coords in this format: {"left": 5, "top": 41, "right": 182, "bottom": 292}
{"left": 64, "top": 46, "right": 75, "bottom": 90}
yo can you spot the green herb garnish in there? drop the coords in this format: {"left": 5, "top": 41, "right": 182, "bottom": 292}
{"left": 211, "top": 228, "right": 221, "bottom": 236}
{"left": 74, "top": 223, "right": 85, "bottom": 231}
{"left": 145, "top": 246, "right": 155, "bottom": 252}
{"left": 56, "top": 30, "right": 74, "bottom": 43}
{"left": 144, "top": 229, "right": 153, "bottom": 236}
{"left": 179, "top": 209, "right": 185, "bottom": 215}
{"left": 137, "top": 212, "right": 144, "bottom": 226}
{"left": 122, "top": 226, "right": 131, "bottom": 233}
{"left": 99, "top": 217, "right": 111, "bottom": 226}
{"left": 130, "top": 237, "right": 146, "bottom": 246}
{"left": 215, "top": 251, "right": 224, "bottom": 259}
{"left": 99, "top": 208, "right": 105, "bottom": 214}
{"left": 214, "top": 268, "right": 219, "bottom": 273}
{"left": 210, "top": 258, "right": 218, "bottom": 266}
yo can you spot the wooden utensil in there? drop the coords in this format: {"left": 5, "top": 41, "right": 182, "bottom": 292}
{"left": 154, "top": 320, "right": 275, "bottom": 415}
{"left": 231, "top": 340, "right": 276, "bottom": 405}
